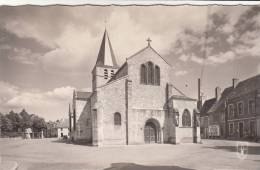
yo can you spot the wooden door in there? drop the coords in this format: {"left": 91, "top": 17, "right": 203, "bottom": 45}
{"left": 144, "top": 122, "right": 156, "bottom": 143}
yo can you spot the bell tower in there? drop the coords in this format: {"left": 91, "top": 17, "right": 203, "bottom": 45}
{"left": 92, "top": 29, "right": 119, "bottom": 91}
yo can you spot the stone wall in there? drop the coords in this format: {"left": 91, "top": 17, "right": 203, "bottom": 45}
{"left": 88, "top": 46, "right": 201, "bottom": 146}
{"left": 97, "top": 76, "right": 128, "bottom": 145}
{"left": 76, "top": 100, "right": 92, "bottom": 142}
{"left": 93, "top": 66, "right": 118, "bottom": 91}
{"left": 173, "top": 99, "right": 197, "bottom": 127}
{"left": 175, "top": 127, "right": 193, "bottom": 143}
{"left": 128, "top": 108, "right": 166, "bottom": 144}
{"left": 172, "top": 99, "right": 200, "bottom": 143}
{"left": 127, "top": 47, "right": 171, "bottom": 110}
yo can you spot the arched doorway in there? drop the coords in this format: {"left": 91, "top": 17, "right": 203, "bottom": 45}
{"left": 144, "top": 119, "right": 161, "bottom": 143}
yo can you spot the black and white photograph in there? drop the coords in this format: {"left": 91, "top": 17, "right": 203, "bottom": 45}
{"left": 0, "top": 1, "right": 260, "bottom": 170}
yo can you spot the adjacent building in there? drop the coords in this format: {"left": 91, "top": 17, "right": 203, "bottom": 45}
{"left": 226, "top": 77, "right": 260, "bottom": 140}
{"left": 45, "top": 121, "right": 58, "bottom": 138}
{"left": 69, "top": 30, "right": 201, "bottom": 146}
{"left": 57, "top": 119, "right": 69, "bottom": 139}
{"left": 201, "top": 76, "right": 260, "bottom": 141}
{"left": 200, "top": 97, "right": 216, "bottom": 139}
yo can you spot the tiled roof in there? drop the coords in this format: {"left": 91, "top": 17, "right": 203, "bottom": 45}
{"left": 207, "top": 87, "right": 233, "bottom": 113}
{"left": 201, "top": 98, "right": 216, "bottom": 116}
{"left": 205, "top": 74, "right": 260, "bottom": 115}
{"left": 228, "top": 74, "right": 260, "bottom": 98}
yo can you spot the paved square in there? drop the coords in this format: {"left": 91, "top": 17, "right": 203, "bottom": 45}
{"left": 0, "top": 139, "right": 260, "bottom": 170}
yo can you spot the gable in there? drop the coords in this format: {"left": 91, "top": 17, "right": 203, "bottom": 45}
{"left": 127, "top": 46, "right": 171, "bottom": 67}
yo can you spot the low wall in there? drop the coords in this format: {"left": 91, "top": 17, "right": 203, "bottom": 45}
{"left": 176, "top": 127, "right": 193, "bottom": 143}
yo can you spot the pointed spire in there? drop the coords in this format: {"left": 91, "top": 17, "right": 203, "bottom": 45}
{"left": 95, "top": 29, "right": 118, "bottom": 67}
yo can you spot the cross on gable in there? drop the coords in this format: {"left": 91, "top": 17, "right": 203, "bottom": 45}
{"left": 147, "top": 38, "right": 152, "bottom": 46}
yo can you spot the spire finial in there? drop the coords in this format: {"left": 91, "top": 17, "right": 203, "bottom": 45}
{"left": 147, "top": 38, "right": 152, "bottom": 46}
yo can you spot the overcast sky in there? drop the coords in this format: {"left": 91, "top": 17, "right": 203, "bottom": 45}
{"left": 0, "top": 5, "right": 260, "bottom": 121}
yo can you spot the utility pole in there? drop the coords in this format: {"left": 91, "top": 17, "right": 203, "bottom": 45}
{"left": 197, "top": 78, "right": 202, "bottom": 112}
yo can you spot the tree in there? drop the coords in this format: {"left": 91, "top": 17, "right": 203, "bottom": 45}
{"left": 20, "top": 109, "right": 32, "bottom": 130}
{"left": 0, "top": 112, "right": 3, "bottom": 129}
{"left": 1, "top": 115, "right": 13, "bottom": 132}
{"left": 31, "top": 115, "right": 46, "bottom": 132}
{"left": 6, "top": 111, "right": 22, "bottom": 132}
{"left": 0, "top": 112, "right": 3, "bottom": 136}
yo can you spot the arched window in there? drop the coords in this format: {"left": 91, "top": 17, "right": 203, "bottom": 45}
{"left": 147, "top": 62, "right": 154, "bottom": 84}
{"left": 114, "top": 112, "right": 121, "bottom": 125}
{"left": 182, "top": 109, "right": 191, "bottom": 127}
{"left": 140, "top": 64, "right": 147, "bottom": 84}
{"left": 154, "top": 65, "right": 160, "bottom": 85}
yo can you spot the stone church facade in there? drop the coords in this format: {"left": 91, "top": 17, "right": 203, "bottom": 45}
{"left": 70, "top": 30, "right": 201, "bottom": 146}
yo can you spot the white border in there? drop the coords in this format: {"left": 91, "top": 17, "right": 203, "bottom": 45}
{"left": 0, "top": 1, "right": 260, "bottom": 6}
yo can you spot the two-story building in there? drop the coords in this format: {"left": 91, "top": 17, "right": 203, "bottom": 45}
{"left": 201, "top": 75, "right": 260, "bottom": 141}
{"left": 226, "top": 77, "right": 260, "bottom": 140}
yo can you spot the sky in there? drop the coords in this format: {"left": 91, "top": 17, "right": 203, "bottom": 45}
{"left": 0, "top": 5, "right": 260, "bottom": 121}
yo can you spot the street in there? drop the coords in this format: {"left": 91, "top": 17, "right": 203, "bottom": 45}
{"left": 0, "top": 138, "right": 260, "bottom": 170}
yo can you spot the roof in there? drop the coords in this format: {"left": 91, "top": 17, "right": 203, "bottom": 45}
{"left": 171, "top": 95, "right": 197, "bottom": 101}
{"left": 106, "top": 42, "right": 172, "bottom": 83}
{"left": 57, "top": 119, "right": 69, "bottom": 128}
{"left": 207, "top": 74, "right": 260, "bottom": 114}
{"left": 207, "top": 87, "right": 233, "bottom": 113}
{"left": 228, "top": 74, "right": 260, "bottom": 98}
{"left": 107, "top": 62, "right": 128, "bottom": 83}
{"left": 167, "top": 84, "right": 197, "bottom": 102}
{"left": 126, "top": 45, "right": 171, "bottom": 66}
{"left": 172, "top": 85, "right": 187, "bottom": 97}
{"left": 75, "top": 91, "right": 92, "bottom": 101}
{"left": 95, "top": 29, "right": 118, "bottom": 67}
{"left": 170, "top": 84, "right": 196, "bottom": 101}
{"left": 200, "top": 98, "right": 216, "bottom": 116}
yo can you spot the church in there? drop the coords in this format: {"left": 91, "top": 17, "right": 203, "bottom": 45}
{"left": 69, "top": 30, "right": 201, "bottom": 146}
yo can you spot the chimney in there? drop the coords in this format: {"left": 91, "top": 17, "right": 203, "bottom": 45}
{"left": 232, "top": 78, "right": 239, "bottom": 88}
{"left": 215, "top": 87, "right": 221, "bottom": 101}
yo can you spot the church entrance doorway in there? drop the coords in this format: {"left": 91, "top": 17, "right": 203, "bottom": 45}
{"left": 144, "top": 119, "right": 161, "bottom": 143}
{"left": 144, "top": 122, "right": 156, "bottom": 143}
